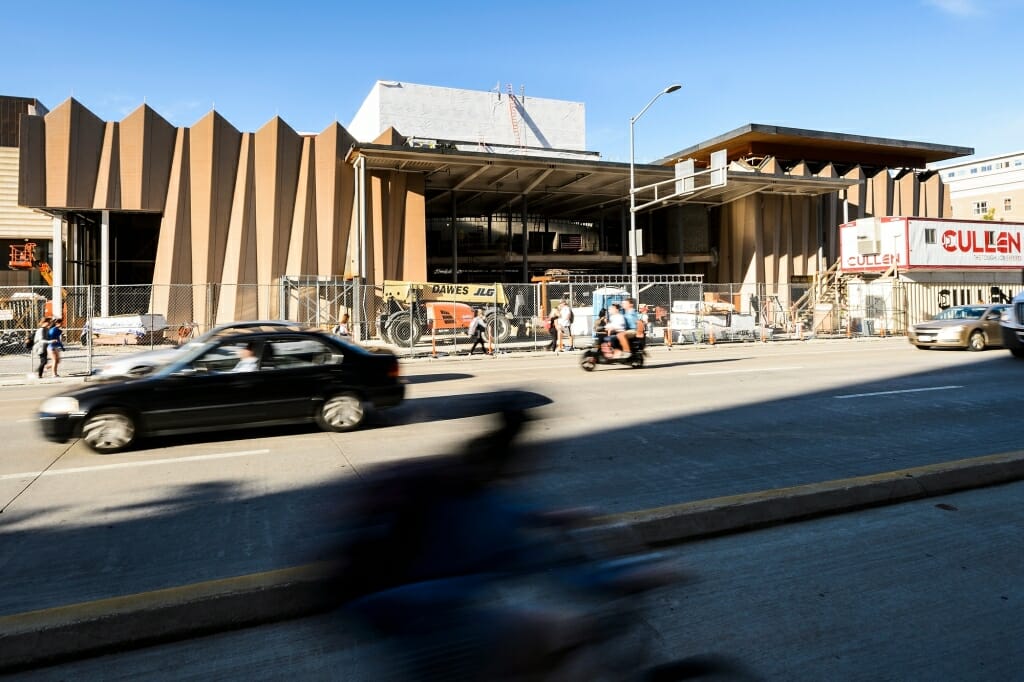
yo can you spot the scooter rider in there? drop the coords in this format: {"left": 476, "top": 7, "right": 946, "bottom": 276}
{"left": 602, "top": 301, "right": 626, "bottom": 356}
{"left": 617, "top": 297, "right": 639, "bottom": 356}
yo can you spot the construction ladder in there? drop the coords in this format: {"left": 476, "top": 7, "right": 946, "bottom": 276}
{"left": 506, "top": 84, "right": 522, "bottom": 148}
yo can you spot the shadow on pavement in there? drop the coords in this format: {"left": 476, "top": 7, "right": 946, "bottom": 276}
{"left": 401, "top": 372, "right": 474, "bottom": 385}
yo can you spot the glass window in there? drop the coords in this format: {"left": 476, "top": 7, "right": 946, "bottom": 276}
{"left": 1006, "top": 198, "right": 1013, "bottom": 211}
{"left": 263, "top": 337, "right": 336, "bottom": 370}
{"left": 192, "top": 340, "right": 254, "bottom": 373}
{"left": 972, "top": 201, "right": 988, "bottom": 215}
{"left": 971, "top": 168, "right": 978, "bottom": 174}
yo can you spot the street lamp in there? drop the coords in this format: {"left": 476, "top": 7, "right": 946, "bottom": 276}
{"left": 630, "top": 83, "right": 682, "bottom": 300}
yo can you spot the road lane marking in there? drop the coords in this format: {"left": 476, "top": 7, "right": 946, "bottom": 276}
{"left": 0, "top": 449, "right": 271, "bottom": 481}
{"left": 834, "top": 385, "right": 962, "bottom": 400}
{"left": 688, "top": 366, "right": 803, "bottom": 376}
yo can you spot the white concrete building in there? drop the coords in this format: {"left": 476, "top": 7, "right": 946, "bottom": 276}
{"left": 348, "top": 81, "right": 592, "bottom": 159}
{"left": 933, "top": 150, "right": 1024, "bottom": 221}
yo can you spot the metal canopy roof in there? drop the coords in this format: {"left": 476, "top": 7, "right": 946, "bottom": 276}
{"left": 655, "top": 123, "right": 973, "bottom": 169}
{"left": 350, "top": 143, "right": 852, "bottom": 219}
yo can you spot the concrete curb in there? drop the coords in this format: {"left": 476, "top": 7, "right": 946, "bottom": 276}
{"left": 3, "top": 448, "right": 1023, "bottom": 672}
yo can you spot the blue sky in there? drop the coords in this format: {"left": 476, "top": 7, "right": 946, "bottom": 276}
{"left": 6, "top": 0, "right": 1023, "bottom": 164}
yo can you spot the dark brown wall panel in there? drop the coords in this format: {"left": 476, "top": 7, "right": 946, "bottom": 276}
{"left": 17, "top": 114, "right": 45, "bottom": 208}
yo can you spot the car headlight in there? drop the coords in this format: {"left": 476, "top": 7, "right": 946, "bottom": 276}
{"left": 938, "top": 325, "right": 964, "bottom": 339}
{"left": 40, "top": 397, "right": 80, "bottom": 414}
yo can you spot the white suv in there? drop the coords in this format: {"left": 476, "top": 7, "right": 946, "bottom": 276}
{"left": 1000, "top": 291, "right": 1024, "bottom": 359}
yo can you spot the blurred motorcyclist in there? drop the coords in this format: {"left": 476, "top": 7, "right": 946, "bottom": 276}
{"left": 617, "top": 297, "right": 640, "bottom": 355}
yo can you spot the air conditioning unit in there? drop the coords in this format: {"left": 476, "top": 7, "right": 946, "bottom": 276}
{"left": 857, "top": 239, "right": 881, "bottom": 255}
{"left": 855, "top": 219, "right": 882, "bottom": 255}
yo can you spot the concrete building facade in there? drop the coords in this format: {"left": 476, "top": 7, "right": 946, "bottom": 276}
{"left": 349, "top": 81, "right": 588, "bottom": 158}
{"left": 934, "top": 151, "right": 1024, "bottom": 222}
{"left": 0, "top": 96, "right": 52, "bottom": 285}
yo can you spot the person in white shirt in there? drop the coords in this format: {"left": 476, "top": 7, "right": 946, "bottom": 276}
{"left": 468, "top": 309, "right": 490, "bottom": 355}
{"left": 333, "top": 314, "right": 351, "bottom": 338}
{"left": 557, "top": 297, "right": 574, "bottom": 351}
{"left": 233, "top": 343, "right": 259, "bottom": 372}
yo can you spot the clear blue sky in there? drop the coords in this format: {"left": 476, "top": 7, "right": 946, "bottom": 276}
{"left": 6, "top": 0, "right": 1022, "bottom": 164}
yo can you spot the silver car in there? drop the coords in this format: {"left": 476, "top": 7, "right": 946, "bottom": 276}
{"left": 90, "top": 321, "right": 304, "bottom": 380}
{"left": 908, "top": 304, "right": 1008, "bottom": 351}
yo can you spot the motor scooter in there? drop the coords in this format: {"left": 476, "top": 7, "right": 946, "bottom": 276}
{"left": 580, "top": 333, "right": 646, "bottom": 371}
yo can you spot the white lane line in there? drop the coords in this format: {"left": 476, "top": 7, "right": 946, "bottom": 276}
{"left": 0, "top": 449, "right": 271, "bottom": 481}
{"left": 834, "top": 385, "right": 962, "bottom": 400}
{"left": 688, "top": 366, "right": 803, "bottom": 376}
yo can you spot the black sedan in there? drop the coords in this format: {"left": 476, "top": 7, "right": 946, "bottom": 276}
{"left": 39, "top": 327, "right": 404, "bottom": 453}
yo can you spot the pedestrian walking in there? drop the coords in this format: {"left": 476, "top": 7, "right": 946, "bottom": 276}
{"left": 33, "top": 317, "right": 51, "bottom": 379}
{"left": 557, "top": 297, "right": 575, "bottom": 351}
{"left": 468, "top": 309, "right": 490, "bottom": 355}
{"left": 333, "top": 314, "right": 351, "bottom": 338}
{"left": 47, "top": 317, "right": 65, "bottom": 377}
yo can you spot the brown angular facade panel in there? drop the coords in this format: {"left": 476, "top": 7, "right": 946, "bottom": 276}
{"left": 119, "top": 105, "right": 176, "bottom": 211}
{"left": 17, "top": 115, "right": 45, "bottom": 208}
{"left": 920, "top": 173, "right": 942, "bottom": 217}
{"left": 384, "top": 172, "right": 407, "bottom": 280}
{"left": 742, "top": 197, "right": 758, "bottom": 283}
{"left": 151, "top": 127, "right": 193, "bottom": 323}
{"left": 314, "top": 122, "right": 356, "bottom": 277}
{"left": 93, "top": 122, "right": 121, "bottom": 208}
{"left": 190, "top": 111, "right": 241, "bottom": 325}
{"left": 45, "top": 99, "right": 105, "bottom": 208}
{"left": 843, "top": 166, "right": 865, "bottom": 221}
{"left": 286, "top": 137, "right": 318, "bottom": 276}
{"left": 368, "top": 172, "right": 388, "bottom": 287}
{"left": 402, "top": 174, "right": 427, "bottom": 281}
{"left": 865, "top": 170, "right": 892, "bottom": 217}
{"left": 218, "top": 134, "right": 260, "bottom": 322}
{"left": 254, "top": 117, "right": 302, "bottom": 317}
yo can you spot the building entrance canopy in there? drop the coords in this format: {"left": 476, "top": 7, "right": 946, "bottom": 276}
{"left": 348, "top": 142, "right": 853, "bottom": 219}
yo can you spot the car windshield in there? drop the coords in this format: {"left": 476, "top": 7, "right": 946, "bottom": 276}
{"left": 933, "top": 306, "right": 986, "bottom": 321}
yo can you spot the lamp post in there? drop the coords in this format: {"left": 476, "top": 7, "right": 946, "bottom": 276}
{"left": 630, "top": 83, "right": 681, "bottom": 300}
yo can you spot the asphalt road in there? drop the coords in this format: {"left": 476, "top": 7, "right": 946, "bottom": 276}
{"left": 18, "top": 480, "right": 1023, "bottom": 680}
{"left": 2, "top": 338, "right": 1023, "bottom": 618}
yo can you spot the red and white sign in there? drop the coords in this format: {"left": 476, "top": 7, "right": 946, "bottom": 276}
{"left": 840, "top": 217, "right": 1024, "bottom": 271}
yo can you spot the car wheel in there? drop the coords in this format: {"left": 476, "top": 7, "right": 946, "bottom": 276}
{"left": 580, "top": 356, "right": 596, "bottom": 372}
{"left": 1011, "top": 348, "right": 1024, "bottom": 359}
{"left": 81, "top": 410, "right": 136, "bottom": 453}
{"left": 967, "top": 331, "right": 985, "bottom": 352}
{"left": 318, "top": 392, "right": 366, "bottom": 432}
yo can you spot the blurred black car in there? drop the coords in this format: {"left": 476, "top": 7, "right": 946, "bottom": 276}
{"left": 39, "top": 328, "right": 404, "bottom": 453}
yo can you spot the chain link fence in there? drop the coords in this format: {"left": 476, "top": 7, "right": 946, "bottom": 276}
{"left": 9, "top": 276, "right": 1010, "bottom": 378}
